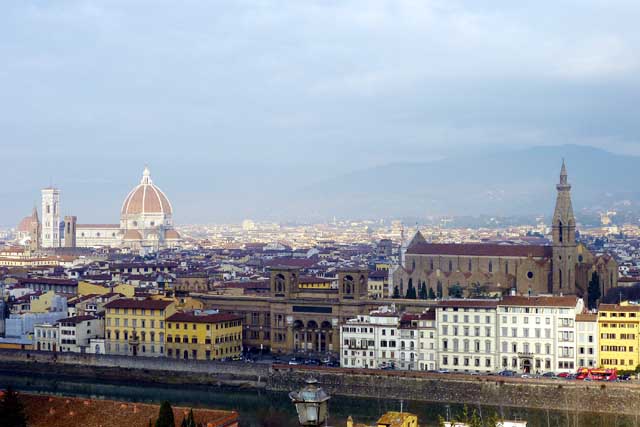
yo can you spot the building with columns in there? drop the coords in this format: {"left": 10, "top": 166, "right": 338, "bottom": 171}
{"left": 392, "top": 161, "right": 618, "bottom": 299}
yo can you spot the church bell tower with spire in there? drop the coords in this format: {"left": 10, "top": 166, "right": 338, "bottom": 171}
{"left": 552, "top": 160, "right": 577, "bottom": 294}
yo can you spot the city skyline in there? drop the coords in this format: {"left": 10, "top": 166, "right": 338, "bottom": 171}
{"left": 2, "top": 1, "right": 640, "bottom": 224}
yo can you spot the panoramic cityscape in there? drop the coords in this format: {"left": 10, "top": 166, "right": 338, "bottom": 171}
{"left": 2, "top": 1, "right": 640, "bottom": 427}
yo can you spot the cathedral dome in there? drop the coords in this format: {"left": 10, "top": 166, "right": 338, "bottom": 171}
{"left": 121, "top": 167, "right": 173, "bottom": 216}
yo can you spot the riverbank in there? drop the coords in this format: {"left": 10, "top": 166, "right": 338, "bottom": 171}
{"left": 2, "top": 349, "right": 640, "bottom": 417}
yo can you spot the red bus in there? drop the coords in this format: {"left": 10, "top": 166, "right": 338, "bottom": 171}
{"left": 576, "top": 367, "right": 617, "bottom": 381}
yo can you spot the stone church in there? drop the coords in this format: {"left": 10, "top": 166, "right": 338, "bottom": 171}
{"left": 393, "top": 161, "right": 618, "bottom": 298}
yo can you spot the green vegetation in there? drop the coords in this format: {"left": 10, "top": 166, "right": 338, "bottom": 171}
{"left": 438, "top": 406, "right": 501, "bottom": 427}
{"left": 155, "top": 401, "right": 175, "bottom": 427}
{"left": 587, "top": 271, "right": 601, "bottom": 310}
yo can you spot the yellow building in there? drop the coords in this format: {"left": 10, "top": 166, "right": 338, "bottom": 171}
{"left": 165, "top": 312, "right": 242, "bottom": 361}
{"left": 347, "top": 412, "right": 418, "bottom": 427}
{"left": 29, "top": 291, "right": 57, "bottom": 313}
{"left": 104, "top": 298, "right": 176, "bottom": 357}
{"left": 598, "top": 303, "right": 640, "bottom": 370}
{"left": 298, "top": 276, "right": 333, "bottom": 290}
{"left": 368, "top": 270, "right": 389, "bottom": 299}
{"left": 78, "top": 281, "right": 135, "bottom": 297}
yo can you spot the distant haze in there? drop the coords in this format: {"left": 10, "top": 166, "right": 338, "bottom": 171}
{"left": 1, "top": 2, "right": 639, "bottom": 225}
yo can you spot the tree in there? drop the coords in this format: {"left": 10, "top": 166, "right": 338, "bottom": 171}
{"left": 392, "top": 286, "right": 400, "bottom": 299}
{"left": 186, "top": 409, "right": 196, "bottom": 427}
{"left": 155, "top": 401, "right": 175, "bottom": 427}
{"left": 0, "top": 386, "right": 27, "bottom": 427}
{"left": 469, "top": 282, "right": 488, "bottom": 298}
{"left": 428, "top": 288, "right": 436, "bottom": 299}
{"left": 436, "top": 281, "right": 443, "bottom": 298}
{"left": 405, "top": 279, "right": 417, "bottom": 299}
{"left": 588, "top": 271, "right": 601, "bottom": 310}
{"left": 419, "top": 282, "right": 428, "bottom": 300}
{"left": 448, "top": 283, "right": 463, "bottom": 298}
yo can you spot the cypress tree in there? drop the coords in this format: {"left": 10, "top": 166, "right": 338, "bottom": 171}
{"left": 155, "top": 401, "right": 175, "bottom": 427}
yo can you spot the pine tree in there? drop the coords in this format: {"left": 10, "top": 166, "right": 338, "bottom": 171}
{"left": 588, "top": 271, "right": 601, "bottom": 310}
{"left": 419, "top": 282, "right": 428, "bottom": 300}
{"left": 155, "top": 401, "right": 175, "bottom": 427}
{"left": 392, "top": 286, "right": 400, "bottom": 298}
{"left": 405, "top": 279, "right": 417, "bottom": 299}
{"left": 0, "top": 386, "right": 27, "bottom": 427}
{"left": 428, "top": 288, "right": 436, "bottom": 299}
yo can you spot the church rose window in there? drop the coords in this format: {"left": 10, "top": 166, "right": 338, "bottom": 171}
{"left": 527, "top": 271, "right": 534, "bottom": 279}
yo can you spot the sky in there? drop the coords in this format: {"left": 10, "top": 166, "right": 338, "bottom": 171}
{"left": 1, "top": 1, "right": 640, "bottom": 224}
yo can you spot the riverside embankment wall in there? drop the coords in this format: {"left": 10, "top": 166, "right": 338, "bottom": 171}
{"left": 1, "top": 350, "right": 640, "bottom": 415}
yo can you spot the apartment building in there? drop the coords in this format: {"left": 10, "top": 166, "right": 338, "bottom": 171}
{"left": 437, "top": 300, "right": 498, "bottom": 373}
{"left": 497, "top": 296, "right": 583, "bottom": 374}
{"left": 598, "top": 303, "right": 640, "bottom": 370}
{"left": 58, "top": 315, "right": 104, "bottom": 353}
{"left": 340, "top": 308, "right": 399, "bottom": 369}
{"left": 165, "top": 311, "right": 243, "bottom": 360}
{"left": 416, "top": 310, "right": 437, "bottom": 371}
{"left": 104, "top": 298, "right": 176, "bottom": 357}
{"left": 576, "top": 313, "right": 598, "bottom": 369}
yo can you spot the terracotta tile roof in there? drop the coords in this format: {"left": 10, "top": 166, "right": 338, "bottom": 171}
{"left": 19, "top": 277, "right": 78, "bottom": 286}
{"left": 407, "top": 243, "right": 552, "bottom": 258}
{"left": 76, "top": 224, "right": 120, "bottom": 229}
{"left": 104, "top": 298, "right": 173, "bottom": 310}
{"left": 599, "top": 304, "right": 640, "bottom": 313}
{"left": 499, "top": 295, "right": 579, "bottom": 307}
{"left": 167, "top": 312, "right": 242, "bottom": 324}
{"left": 437, "top": 299, "right": 499, "bottom": 308}
{"left": 576, "top": 313, "right": 597, "bottom": 322}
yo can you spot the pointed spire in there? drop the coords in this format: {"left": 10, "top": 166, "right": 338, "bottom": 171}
{"left": 557, "top": 159, "right": 570, "bottom": 189}
{"left": 31, "top": 205, "right": 39, "bottom": 222}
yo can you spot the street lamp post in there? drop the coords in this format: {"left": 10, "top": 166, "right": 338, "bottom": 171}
{"left": 289, "top": 378, "right": 331, "bottom": 426}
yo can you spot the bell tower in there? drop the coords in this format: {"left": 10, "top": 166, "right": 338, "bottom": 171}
{"left": 552, "top": 160, "right": 577, "bottom": 294}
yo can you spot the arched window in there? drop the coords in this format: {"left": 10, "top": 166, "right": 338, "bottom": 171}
{"left": 468, "top": 259, "right": 472, "bottom": 272}
{"left": 430, "top": 259, "right": 434, "bottom": 270}
{"left": 558, "top": 221, "right": 563, "bottom": 243}
{"left": 449, "top": 260, "right": 453, "bottom": 272}
{"left": 412, "top": 260, "right": 416, "bottom": 270}
{"left": 489, "top": 261, "right": 493, "bottom": 273}
{"left": 505, "top": 262, "right": 509, "bottom": 274}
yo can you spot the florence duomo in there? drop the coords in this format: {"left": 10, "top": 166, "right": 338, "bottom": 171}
{"left": 16, "top": 167, "right": 181, "bottom": 253}
{"left": 392, "top": 160, "right": 618, "bottom": 299}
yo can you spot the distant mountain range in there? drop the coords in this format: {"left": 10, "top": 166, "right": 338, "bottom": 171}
{"left": 288, "top": 145, "right": 640, "bottom": 222}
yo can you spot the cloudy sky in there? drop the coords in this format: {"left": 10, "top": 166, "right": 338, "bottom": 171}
{"left": 1, "top": 1, "right": 639, "bottom": 224}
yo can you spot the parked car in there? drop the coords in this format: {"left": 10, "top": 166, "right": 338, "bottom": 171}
{"left": 304, "top": 359, "right": 320, "bottom": 366}
{"left": 557, "top": 372, "right": 570, "bottom": 378}
{"left": 288, "top": 358, "right": 301, "bottom": 365}
{"left": 541, "top": 371, "right": 557, "bottom": 378}
{"left": 498, "top": 370, "right": 516, "bottom": 377}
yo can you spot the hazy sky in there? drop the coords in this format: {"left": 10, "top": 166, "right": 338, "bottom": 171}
{"left": 1, "top": 1, "right": 639, "bottom": 224}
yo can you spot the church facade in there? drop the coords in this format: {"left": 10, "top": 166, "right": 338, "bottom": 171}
{"left": 393, "top": 162, "right": 618, "bottom": 298}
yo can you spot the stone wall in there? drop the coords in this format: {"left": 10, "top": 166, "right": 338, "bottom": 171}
{"left": 2, "top": 350, "right": 640, "bottom": 416}
{"left": 270, "top": 365, "right": 640, "bottom": 416}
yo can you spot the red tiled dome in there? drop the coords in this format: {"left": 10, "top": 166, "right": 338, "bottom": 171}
{"left": 121, "top": 167, "right": 173, "bottom": 216}
{"left": 165, "top": 229, "right": 181, "bottom": 240}
{"left": 123, "top": 229, "right": 143, "bottom": 240}
{"left": 17, "top": 216, "right": 32, "bottom": 232}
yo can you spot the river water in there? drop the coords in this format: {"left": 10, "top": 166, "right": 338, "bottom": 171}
{"left": 0, "top": 372, "right": 637, "bottom": 427}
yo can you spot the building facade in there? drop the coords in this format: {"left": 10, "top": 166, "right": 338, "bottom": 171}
{"left": 576, "top": 313, "right": 598, "bottom": 369}
{"left": 104, "top": 298, "right": 175, "bottom": 357}
{"left": 437, "top": 300, "right": 498, "bottom": 373}
{"left": 165, "top": 312, "right": 242, "bottom": 361}
{"left": 497, "top": 296, "right": 583, "bottom": 374}
{"left": 598, "top": 303, "right": 640, "bottom": 370}
{"left": 340, "top": 308, "right": 399, "bottom": 369}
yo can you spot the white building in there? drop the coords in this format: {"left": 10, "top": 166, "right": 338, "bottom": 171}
{"left": 34, "top": 323, "right": 58, "bottom": 352}
{"left": 398, "top": 314, "right": 418, "bottom": 370}
{"left": 58, "top": 315, "right": 104, "bottom": 353}
{"left": 340, "top": 307, "right": 399, "bottom": 369}
{"left": 41, "top": 187, "right": 61, "bottom": 248}
{"left": 437, "top": 300, "right": 498, "bottom": 373}
{"left": 497, "top": 296, "right": 583, "bottom": 374}
{"left": 576, "top": 313, "right": 598, "bottom": 369}
{"left": 416, "top": 310, "right": 438, "bottom": 371}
